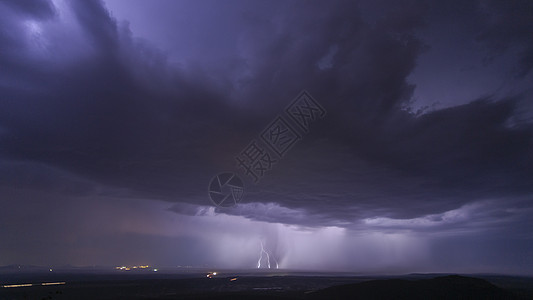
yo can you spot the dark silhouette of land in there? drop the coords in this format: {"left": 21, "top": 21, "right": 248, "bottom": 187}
{"left": 309, "top": 275, "right": 520, "bottom": 299}
{"left": 1, "top": 266, "right": 532, "bottom": 299}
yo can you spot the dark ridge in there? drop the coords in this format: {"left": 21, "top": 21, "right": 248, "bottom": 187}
{"left": 308, "top": 275, "right": 519, "bottom": 300}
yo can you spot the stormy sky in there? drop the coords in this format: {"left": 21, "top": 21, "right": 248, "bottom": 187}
{"left": 1, "top": 0, "right": 532, "bottom": 274}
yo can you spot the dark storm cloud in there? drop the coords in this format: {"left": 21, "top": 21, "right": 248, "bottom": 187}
{"left": 477, "top": 0, "right": 533, "bottom": 78}
{"left": 0, "top": 0, "right": 256, "bottom": 202}
{"left": 0, "top": 0, "right": 55, "bottom": 19}
{"left": 72, "top": 0, "right": 118, "bottom": 51}
{"left": 361, "top": 97, "right": 532, "bottom": 191}
{"left": 194, "top": 0, "right": 532, "bottom": 227}
{"left": 1, "top": 0, "right": 532, "bottom": 232}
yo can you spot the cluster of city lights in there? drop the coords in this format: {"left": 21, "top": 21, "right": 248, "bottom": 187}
{"left": 115, "top": 265, "right": 151, "bottom": 271}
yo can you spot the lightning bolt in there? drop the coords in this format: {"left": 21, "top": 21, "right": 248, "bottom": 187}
{"left": 257, "top": 240, "right": 278, "bottom": 269}
{"left": 257, "top": 243, "right": 262, "bottom": 268}
{"left": 265, "top": 247, "right": 271, "bottom": 269}
{"left": 272, "top": 256, "right": 279, "bottom": 269}
{"left": 258, "top": 240, "right": 270, "bottom": 268}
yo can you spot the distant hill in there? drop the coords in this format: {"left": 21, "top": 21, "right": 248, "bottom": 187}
{"left": 308, "top": 275, "right": 519, "bottom": 299}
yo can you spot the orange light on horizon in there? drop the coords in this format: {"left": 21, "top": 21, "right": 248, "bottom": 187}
{"left": 41, "top": 282, "right": 66, "bottom": 286}
{"left": 2, "top": 283, "right": 33, "bottom": 288}
{"left": 2, "top": 282, "right": 65, "bottom": 288}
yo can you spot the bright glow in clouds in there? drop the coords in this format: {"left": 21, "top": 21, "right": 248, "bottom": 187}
{"left": 362, "top": 200, "right": 516, "bottom": 235}
{"left": 17, "top": 0, "right": 99, "bottom": 64}
{"left": 0, "top": 179, "right": 429, "bottom": 272}
{"left": 24, "top": 20, "right": 42, "bottom": 36}
{"left": 155, "top": 203, "right": 430, "bottom": 272}
{"left": 363, "top": 204, "right": 477, "bottom": 228}
{"left": 188, "top": 213, "right": 429, "bottom": 271}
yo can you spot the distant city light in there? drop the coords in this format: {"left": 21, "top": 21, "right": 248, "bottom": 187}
{"left": 2, "top": 282, "right": 65, "bottom": 288}
{"left": 41, "top": 282, "right": 66, "bottom": 286}
{"left": 115, "top": 265, "right": 150, "bottom": 271}
{"left": 2, "top": 284, "right": 33, "bottom": 288}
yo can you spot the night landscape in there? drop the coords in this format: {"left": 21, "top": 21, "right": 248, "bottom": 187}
{"left": 1, "top": 0, "right": 532, "bottom": 299}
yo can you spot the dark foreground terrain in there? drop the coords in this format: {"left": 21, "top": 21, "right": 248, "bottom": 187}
{"left": 1, "top": 267, "right": 532, "bottom": 299}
